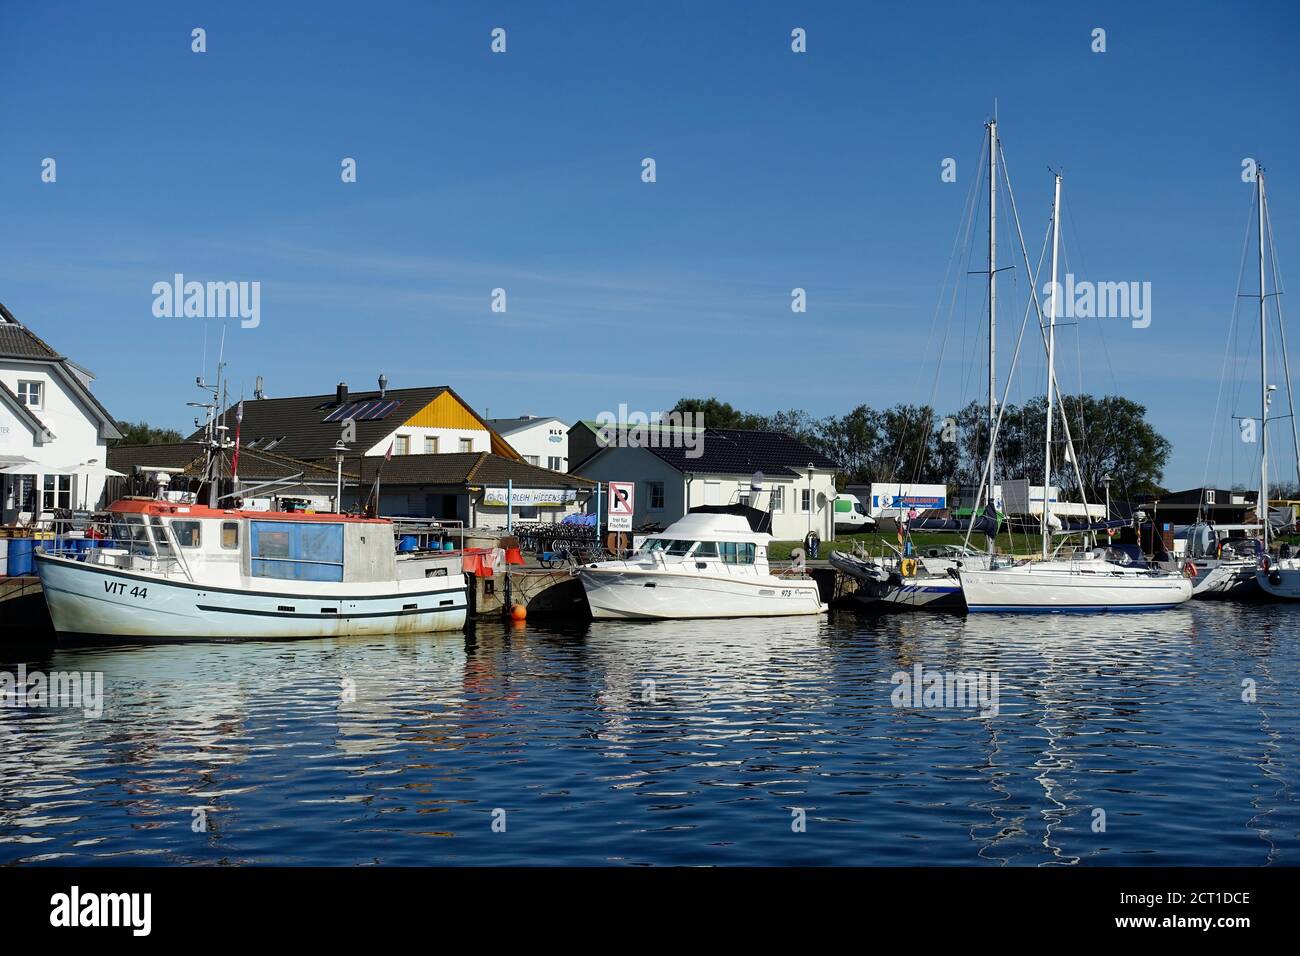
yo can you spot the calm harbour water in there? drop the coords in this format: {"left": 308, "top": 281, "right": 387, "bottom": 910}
{"left": 1, "top": 604, "right": 1297, "bottom": 866}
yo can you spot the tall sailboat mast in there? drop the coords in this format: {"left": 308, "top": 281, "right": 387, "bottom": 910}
{"left": 1042, "top": 173, "right": 1062, "bottom": 559}
{"left": 986, "top": 117, "right": 998, "bottom": 553}
{"left": 1259, "top": 168, "right": 1270, "bottom": 551}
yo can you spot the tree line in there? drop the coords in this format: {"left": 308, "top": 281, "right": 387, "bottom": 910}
{"left": 671, "top": 395, "right": 1172, "bottom": 501}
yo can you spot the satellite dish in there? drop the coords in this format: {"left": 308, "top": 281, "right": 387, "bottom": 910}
{"left": 751, "top": 471, "right": 764, "bottom": 492}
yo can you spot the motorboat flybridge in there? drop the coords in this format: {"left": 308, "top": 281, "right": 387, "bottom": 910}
{"left": 35, "top": 499, "right": 468, "bottom": 639}
{"left": 576, "top": 505, "right": 827, "bottom": 619}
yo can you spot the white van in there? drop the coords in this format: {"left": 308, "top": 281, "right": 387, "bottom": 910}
{"left": 833, "top": 494, "right": 875, "bottom": 533}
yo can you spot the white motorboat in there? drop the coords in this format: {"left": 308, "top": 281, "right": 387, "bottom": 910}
{"left": 1171, "top": 522, "right": 1264, "bottom": 599}
{"left": 830, "top": 546, "right": 990, "bottom": 612}
{"left": 36, "top": 498, "right": 468, "bottom": 640}
{"left": 576, "top": 507, "right": 826, "bottom": 619}
{"left": 961, "top": 554, "right": 1192, "bottom": 612}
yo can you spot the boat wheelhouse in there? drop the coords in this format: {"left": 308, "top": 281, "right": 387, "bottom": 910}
{"left": 35, "top": 498, "right": 468, "bottom": 639}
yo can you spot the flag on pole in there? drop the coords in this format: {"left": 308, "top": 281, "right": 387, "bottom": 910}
{"left": 231, "top": 400, "right": 244, "bottom": 479}
{"left": 384, "top": 440, "right": 394, "bottom": 462}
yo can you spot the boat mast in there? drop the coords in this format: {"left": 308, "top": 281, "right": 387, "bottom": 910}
{"left": 987, "top": 117, "right": 998, "bottom": 553}
{"left": 1259, "top": 167, "right": 1270, "bottom": 551}
{"left": 1042, "top": 173, "right": 1062, "bottom": 559}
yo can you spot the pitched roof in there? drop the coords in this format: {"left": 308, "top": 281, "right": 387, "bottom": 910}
{"left": 0, "top": 302, "right": 121, "bottom": 439}
{"left": 187, "top": 385, "right": 505, "bottom": 462}
{"left": 108, "top": 442, "right": 345, "bottom": 481}
{"left": 357, "top": 452, "right": 595, "bottom": 489}
{"left": 0, "top": 379, "right": 53, "bottom": 438}
{"left": 580, "top": 427, "right": 839, "bottom": 477}
{"left": 0, "top": 302, "right": 62, "bottom": 360}
{"left": 487, "top": 415, "right": 564, "bottom": 434}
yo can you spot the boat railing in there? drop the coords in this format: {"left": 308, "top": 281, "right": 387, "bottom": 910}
{"left": 387, "top": 516, "right": 466, "bottom": 555}
{"left": 40, "top": 513, "right": 189, "bottom": 577}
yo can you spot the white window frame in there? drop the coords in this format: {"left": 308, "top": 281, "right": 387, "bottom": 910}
{"left": 459, "top": 438, "right": 473, "bottom": 453}
{"left": 801, "top": 488, "right": 812, "bottom": 513}
{"left": 17, "top": 380, "right": 44, "bottom": 409}
{"left": 424, "top": 436, "right": 438, "bottom": 454}
{"left": 394, "top": 435, "right": 410, "bottom": 456}
{"left": 770, "top": 485, "right": 784, "bottom": 513}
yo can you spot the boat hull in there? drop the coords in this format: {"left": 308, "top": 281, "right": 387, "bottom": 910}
{"left": 960, "top": 564, "right": 1192, "bottom": 612}
{"left": 35, "top": 553, "right": 468, "bottom": 640}
{"left": 1255, "top": 567, "right": 1300, "bottom": 601}
{"left": 577, "top": 567, "right": 826, "bottom": 619}
{"left": 849, "top": 579, "right": 964, "bottom": 613}
{"left": 1189, "top": 560, "right": 1263, "bottom": 600}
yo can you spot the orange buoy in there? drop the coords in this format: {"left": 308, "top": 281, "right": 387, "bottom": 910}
{"left": 509, "top": 603, "right": 527, "bottom": 621}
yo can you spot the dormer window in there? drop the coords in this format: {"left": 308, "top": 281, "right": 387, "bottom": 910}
{"left": 17, "top": 380, "right": 43, "bottom": 409}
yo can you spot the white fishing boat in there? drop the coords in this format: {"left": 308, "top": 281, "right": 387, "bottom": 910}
{"left": 35, "top": 499, "right": 468, "bottom": 640}
{"left": 958, "top": 172, "right": 1193, "bottom": 613}
{"left": 576, "top": 506, "right": 826, "bottom": 619}
{"left": 35, "top": 358, "right": 468, "bottom": 641}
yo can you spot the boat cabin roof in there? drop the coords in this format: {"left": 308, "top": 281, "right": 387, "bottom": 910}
{"left": 107, "top": 498, "right": 390, "bottom": 525}
{"left": 651, "top": 512, "right": 771, "bottom": 542}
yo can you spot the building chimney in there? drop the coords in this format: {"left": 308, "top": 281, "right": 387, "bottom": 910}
{"left": 336, "top": 382, "right": 348, "bottom": 406}
{"left": 254, "top": 375, "right": 266, "bottom": 400}
{"left": 378, "top": 373, "right": 388, "bottom": 398}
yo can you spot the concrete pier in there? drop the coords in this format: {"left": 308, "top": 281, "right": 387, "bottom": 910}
{"left": 0, "top": 577, "right": 53, "bottom": 639}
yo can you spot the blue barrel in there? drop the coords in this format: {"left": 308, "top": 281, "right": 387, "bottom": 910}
{"left": 443, "top": 540, "right": 455, "bottom": 552}
{"left": 398, "top": 535, "right": 419, "bottom": 553}
{"left": 9, "top": 538, "right": 34, "bottom": 576}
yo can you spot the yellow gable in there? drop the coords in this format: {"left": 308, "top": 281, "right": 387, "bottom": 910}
{"left": 402, "top": 390, "right": 522, "bottom": 460}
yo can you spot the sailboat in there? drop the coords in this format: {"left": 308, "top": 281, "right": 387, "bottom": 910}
{"left": 833, "top": 117, "right": 1008, "bottom": 612}
{"left": 959, "top": 173, "right": 1194, "bottom": 612}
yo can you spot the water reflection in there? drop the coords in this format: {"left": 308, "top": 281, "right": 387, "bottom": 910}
{"left": 0, "top": 604, "right": 1296, "bottom": 866}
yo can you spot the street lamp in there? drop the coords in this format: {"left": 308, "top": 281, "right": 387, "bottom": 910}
{"left": 332, "top": 439, "right": 350, "bottom": 513}
{"left": 1102, "top": 474, "right": 1113, "bottom": 546}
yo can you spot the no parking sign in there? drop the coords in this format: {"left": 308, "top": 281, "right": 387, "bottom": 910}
{"left": 608, "top": 481, "right": 635, "bottom": 531}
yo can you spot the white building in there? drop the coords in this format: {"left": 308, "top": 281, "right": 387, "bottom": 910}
{"left": 0, "top": 303, "right": 122, "bottom": 524}
{"left": 573, "top": 427, "right": 840, "bottom": 542}
{"left": 487, "top": 416, "right": 569, "bottom": 472}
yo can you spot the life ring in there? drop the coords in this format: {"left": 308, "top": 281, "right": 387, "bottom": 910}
{"left": 900, "top": 558, "right": 917, "bottom": 578}
{"left": 1182, "top": 560, "right": 1197, "bottom": 579}
{"left": 1261, "top": 556, "right": 1271, "bottom": 573}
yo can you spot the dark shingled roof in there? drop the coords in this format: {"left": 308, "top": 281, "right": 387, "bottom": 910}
{"left": 579, "top": 427, "right": 839, "bottom": 477}
{"left": 189, "top": 386, "right": 522, "bottom": 463}
{"left": 0, "top": 302, "right": 62, "bottom": 360}
{"left": 108, "top": 442, "right": 345, "bottom": 481}
{"left": 358, "top": 452, "right": 595, "bottom": 489}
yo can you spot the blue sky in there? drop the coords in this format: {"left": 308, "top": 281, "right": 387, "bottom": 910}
{"left": 1, "top": 0, "right": 1297, "bottom": 489}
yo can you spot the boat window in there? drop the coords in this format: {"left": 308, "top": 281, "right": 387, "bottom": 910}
{"left": 149, "top": 516, "right": 173, "bottom": 553}
{"left": 221, "top": 522, "right": 239, "bottom": 550}
{"left": 664, "top": 540, "right": 695, "bottom": 556}
{"left": 719, "top": 542, "right": 756, "bottom": 565}
{"left": 171, "top": 520, "right": 202, "bottom": 548}
{"left": 641, "top": 538, "right": 668, "bottom": 552}
{"left": 695, "top": 541, "right": 719, "bottom": 558}
{"left": 250, "top": 521, "right": 345, "bottom": 582}
{"left": 116, "top": 514, "right": 154, "bottom": 556}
